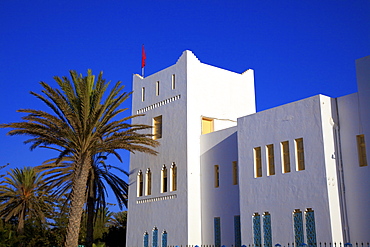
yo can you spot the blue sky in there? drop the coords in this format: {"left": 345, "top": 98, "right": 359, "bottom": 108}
{"left": 0, "top": 0, "right": 369, "bottom": 209}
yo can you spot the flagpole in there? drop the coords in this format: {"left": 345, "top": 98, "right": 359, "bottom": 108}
{"left": 141, "top": 44, "right": 146, "bottom": 78}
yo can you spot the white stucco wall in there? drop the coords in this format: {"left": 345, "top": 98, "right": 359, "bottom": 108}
{"left": 200, "top": 127, "right": 240, "bottom": 246}
{"left": 336, "top": 55, "right": 370, "bottom": 242}
{"left": 126, "top": 53, "right": 188, "bottom": 247}
{"left": 127, "top": 50, "right": 256, "bottom": 246}
{"left": 238, "top": 95, "right": 342, "bottom": 245}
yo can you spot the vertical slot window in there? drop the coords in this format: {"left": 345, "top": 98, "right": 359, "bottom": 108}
{"left": 156, "top": 81, "right": 160, "bottom": 96}
{"left": 293, "top": 209, "right": 304, "bottom": 246}
{"left": 170, "top": 162, "right": 177, "bottom": 191}
{"left": 281, "top": 141, "right": 291, "bottom": 173}
{"left": 267, "top": 144, "right": 275, "bottom": 176}
{"left": 295, "top": 138, "right": 305, "bottom": 171}
{"left": 234, "top": 215, "right": 241, "bottom": 247}
{"left": 214, "top": 217, "right": 221, "bottom": 247}
{"left": 254, "top": 147, "right": 262, "bottom": 178}
{"left": 161, "top": 165, "right": 167, "bottom": 193}
{"left": 142, "top": 87, "right": 145, "bottom": 102}
{"left": 232, "top": 161, "right": 238, "bottom": 185}
{"left": 172, "top": 74, "right": 176, "bottom": 89}
{"left": 202, "top": 117, "right": 214, "bottom": 135}
{"left": 357, "top": 134, "right": 368, "bottom": 167}
{"left": 214, "top": 165, "right": 220, "bottom": 188}
{"left": 305, "top": 208, "right": 317, "bottom": 247}
{"left": 137, "top": 170, "right": 143, "bottom": 197}
{"left": 253, "top": 213, "right": 261, "bottom": 247}
{"left": 153, "top": 115, "right": 162, "bottom": 140}
{"left": 145, "top": 168, "right": 152, "bottom": 196}
{"left": 263, "top": 212, "right": 272, "bottom": 247}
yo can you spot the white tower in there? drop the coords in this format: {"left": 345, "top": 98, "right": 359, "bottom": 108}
{"left": 126, "top": 50, "right": 256, "bottom": 247}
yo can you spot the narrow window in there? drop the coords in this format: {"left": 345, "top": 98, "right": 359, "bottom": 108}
{"left": 295, "top": 138, "right": 305, "bottom": 171}
{"left": 305, "top": 208, "right": 317, "bottom": 247}
{"left": 267, "top": 144, "right": 275, "bottom": 175}
{"left": 232, "top": 161, "right": 238, "bottom": 185}
{"left": 214, "top": 165, "right": 220, "bottom": 188}
{"left": 263, "top": 212, "right": 272, "bottom": 247}
{"left": 214, "top": 217, "right": 221, "bottom": 247}
{"left": 161, "top": 165, "right": 167, "bottom": 193}
{"left": 281, "top": 141, "right": 291, "bottom": 173}
{"left": 357, "top": 134, "right": 368, "bottom": 167}
{"left": 161, "top": 230, "right": 168, "bottom": 247}
{"left": 254, "top": 147, "right": 262, "bottom": 178}
{"left": 152, "top": 227, "right": 158, "bottom": 247}
{"left": 172, "top": 74, "right": 176, "bottom": 89}
{"left": 202, "top": 117, "right": 214, "bottom": 135}
{"left": 253, "top": 213, "right": 261, "bottom": 247}
{"left": 153, "top": 115, "right": 162, "bottom": 140}
{"left": 142, "top": 87, "right": 145, "bottom": 102}
{"left": 170, "top": 162, "right": 177, "bottom": 191}
{"left": 156, "top": 81, "right": 160, "bottom": 96}
{"left": 143, "top": 231, "right": 149, "bottom": 247}
{"left": 234, "top": 215, "right": 241, "bottom": 247}
{"left": 137, "top": 170, "right": 143, "bottom": 197}
{"left": 293, "top": 209, "right": 304, "bottom": 247}
{"left": 145, "top": 168, "right": 152, "bottom": 196}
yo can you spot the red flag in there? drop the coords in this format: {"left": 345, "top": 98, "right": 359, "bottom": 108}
{"left": 141, "top": 45, "right": 146, "bottom": 68}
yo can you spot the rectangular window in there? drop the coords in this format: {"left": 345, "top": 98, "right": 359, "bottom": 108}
{"left": 281, "top": 141, "right": 291, "bottom": 173}
{"left": 214, "top": 217, "right": 221, "bottom": 247}
{"left": 254, "top": 147, "right": 262, "bottom": 177}
{"left": 161, "top": 165, "right": 168, "bottom": 193}
{"left": 137, "top": 171, "right": 143, "bottom": 197}
{"left": 145, "top": 169, "right": 152, "bottom": 196}
{"left": 170, "top": 163, "right": 177, "bottom": 191}
{"left": 153, "top": 116, "right": 162, "bottom": 140}
{"left": 234, "top": 215, "right": 241, "bottom": 247}
{"left": 357, "top": 134, "right": 368, "bottom": 167}
{"left": 266, "top": 144, "right": 275, "bottom": 176}
{"left": 202, "top": 117, "right": 214, "bottom": 135}
{"left": 232, "top": 161, "right": 238, "bottom": 185}
{"left": 172, "top": 74, "right": 176, "bottom": 89}
{"left": 295, "top": 138, "right": 305, "bottom": 171}
{"left": 156, "top": 81, "right": 160, "bottom": 96}
{"left": 214, "top": 165, "right": 220, "bottom": 188}
{"left": 142, "top": 87, "right": 145, "bottom": 102}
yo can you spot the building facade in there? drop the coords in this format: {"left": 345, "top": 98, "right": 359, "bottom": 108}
{"left": 126, "top": 52, "right": 370, "bottom": 247}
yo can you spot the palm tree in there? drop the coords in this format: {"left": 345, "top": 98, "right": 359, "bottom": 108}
{"left": 0, "top": 167, "right": 54, "bottom": 234}
{"left": 0, "top": 70, "right": 159, "bottom": 247}
{"left": 36, "top": 154, "right": 129, "bottom": 247}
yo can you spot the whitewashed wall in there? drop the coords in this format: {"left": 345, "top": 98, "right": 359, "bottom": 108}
{"left": 126, "top": 50, "right": 256, "bottom": 246}
{"left": 200, "top": 126, "right": 240, "bottom": 246}
{"left": 186, "top": 50, "right": 256, "bottom": 245}
{"left": 237, "top": 95, "right": 343, "bottom": 245}
{"left": 336, "top": 55, "right": 370, "bottom": 242}
{"left": 126, "top": 52, "right": 188, "bottom": 247}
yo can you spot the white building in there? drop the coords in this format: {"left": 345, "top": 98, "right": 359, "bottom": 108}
{"left": 126, "top": 51, "right": 370, "bottom": 247}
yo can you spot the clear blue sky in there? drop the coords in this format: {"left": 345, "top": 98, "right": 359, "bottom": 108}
{"left": 0, "top": 0, "right": 369, "bottom": 209}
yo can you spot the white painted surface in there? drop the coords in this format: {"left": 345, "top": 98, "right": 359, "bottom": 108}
{"left": 126, "top": 52, "right": 370, "bottom": 247}
{"left": 200, "top": 127, "right": 239, "bottom": 246}
{"left": 237, "top": 95, "right": 340, "bottom": 244}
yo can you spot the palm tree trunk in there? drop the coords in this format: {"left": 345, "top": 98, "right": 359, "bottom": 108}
{"left": 86, "top": 174, "right": 95, "bottom": 247}
{"left": 64, "top": 160, "right": 91, "bottom": 247}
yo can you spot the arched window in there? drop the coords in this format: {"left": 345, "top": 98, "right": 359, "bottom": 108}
{"left": 161, "top": 165, "right": 167, "bottom": 193}
{"left": 137, "top": 170, "right": 143, "bottom": 197}
{"left": 170, "top": 163, "right": 177, "bottom": 191}
{"left": 145, "top": 168, "right": 152, "bottom": 196}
